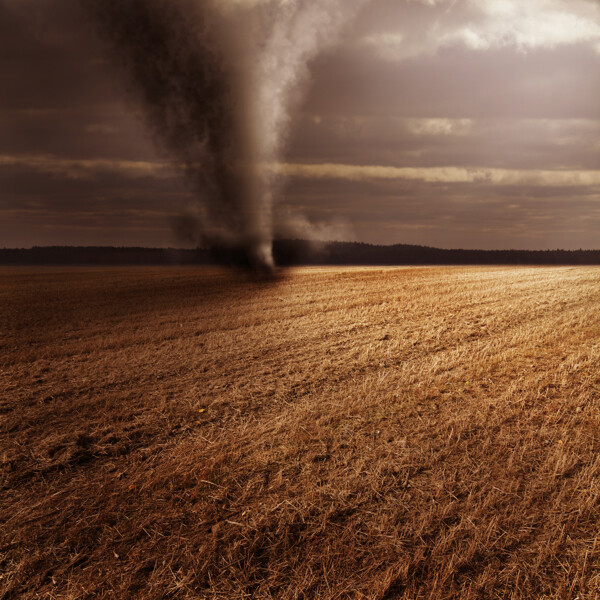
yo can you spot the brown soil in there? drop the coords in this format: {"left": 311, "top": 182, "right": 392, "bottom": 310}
{"left": 2, "top": 266, "right": 600, "bottom": 599}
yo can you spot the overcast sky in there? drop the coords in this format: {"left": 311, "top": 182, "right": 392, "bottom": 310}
{"left": 1, "top": 0, "right": 600, "bottom": 249}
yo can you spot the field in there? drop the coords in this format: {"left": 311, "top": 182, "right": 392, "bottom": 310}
{"left": 2, "top": 265, "right": 600, "bottom": 599}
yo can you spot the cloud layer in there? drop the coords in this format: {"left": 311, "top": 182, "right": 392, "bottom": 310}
{"left": 357, "top": 0, "right": 600, "bottom": 60}
{"left": 1, "top": 0, "right": 599, "bottom": 250}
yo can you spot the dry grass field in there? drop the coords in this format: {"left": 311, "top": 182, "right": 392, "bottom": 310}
{"left": 2, "top": 265, "right": 600, "bottom": 599}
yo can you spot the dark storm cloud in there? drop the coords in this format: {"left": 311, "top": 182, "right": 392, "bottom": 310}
{"left": 289, "top": 116, "right": 600, "bottom": 170}
{"left": 0, "top": 109, "right": 156, "bottom": 160}
{"left": 282, "top": 175, "right": 600, "bottom": 249}
{"left": 1, "top": 0, "right": 600, "bottom": 250}
{"left": 305, "top": 44, "right": 600, "bottom": 119}
{"left": 0, "top": 1, "right": 122, "bottom": 112}
{"left": 0, "top": 159, "right": 192, "bottom": 247}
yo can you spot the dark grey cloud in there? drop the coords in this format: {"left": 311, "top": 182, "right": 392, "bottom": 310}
{"left": 305, "top": 44, "right": 600, "bottom": 119}
{"left": 282, "top": 175, "right": 600, "bottom": 249}
{"left": 288, "top": 116, "right": 600, "bottom": 170}
{"left": 1, "top": 0, "right": 600, "bottom": 250}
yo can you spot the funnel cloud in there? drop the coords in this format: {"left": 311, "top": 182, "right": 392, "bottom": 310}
{"left": 79, "top": 0, "right": 367, "bottom": 270}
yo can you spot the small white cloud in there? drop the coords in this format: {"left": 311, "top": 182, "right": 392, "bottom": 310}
{"left": 454, "top": 27, "right": 490, "bottom": 50}
{"left": 407, "top": 118, "right": 473, "bottom": 136}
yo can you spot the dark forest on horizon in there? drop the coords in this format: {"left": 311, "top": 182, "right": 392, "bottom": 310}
{"left": 3, "top": 241, "right": 600, "bottom": 266}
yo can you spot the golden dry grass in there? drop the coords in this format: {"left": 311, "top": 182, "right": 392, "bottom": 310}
{"left": 2, "top": 265, "right": 600, "bottom": 599}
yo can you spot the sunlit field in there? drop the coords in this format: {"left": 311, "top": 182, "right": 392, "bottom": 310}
{"left": 2, "top": 266, "right": 600, "bottom": 599}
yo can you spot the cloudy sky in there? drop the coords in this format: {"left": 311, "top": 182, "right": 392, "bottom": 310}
{"left": 1, "top": 0, "right": 600, "bottom": 249}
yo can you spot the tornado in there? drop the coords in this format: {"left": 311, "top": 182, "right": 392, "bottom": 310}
{"left": 81, "top": 0, "right": 367, "bottom": 271}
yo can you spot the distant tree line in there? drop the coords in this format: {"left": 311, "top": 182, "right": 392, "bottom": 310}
{"left": 2, "top": 241, "right": 600, "bottom": 266}
{"left": 273, "top": 240, "right": 600, "bottom": 266}
{"left": 0, "top": 246, "right": 210, "bottom": 266}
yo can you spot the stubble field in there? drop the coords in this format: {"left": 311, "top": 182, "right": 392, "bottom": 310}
{"left": 2, "top": 265, "right": 600, "bottom": 599}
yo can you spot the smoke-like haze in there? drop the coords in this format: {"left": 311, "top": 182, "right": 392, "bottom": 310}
{"left": 80, "top": 0, "right": 367, "bottom": 270}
